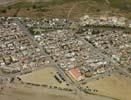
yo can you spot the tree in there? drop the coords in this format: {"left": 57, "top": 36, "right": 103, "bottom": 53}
{"left": 7, "top": 6, "right": 11, "bottom": 10}
{"left": 26, "top": 8, "right": 30, "bottom": 11}
{"left": 1, "top": 9, "right": 7, "bottom": 13}
{"left": 32, "top": 5, "right": 36, "bottom": 9}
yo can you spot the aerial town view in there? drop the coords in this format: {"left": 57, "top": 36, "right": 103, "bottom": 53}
{"left": 0, "top": 0, "right": 131, "bottom": 100}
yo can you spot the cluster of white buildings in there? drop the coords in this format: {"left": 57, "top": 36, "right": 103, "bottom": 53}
{"left": 80, "top": 15, "right": 131, "bottom": 28}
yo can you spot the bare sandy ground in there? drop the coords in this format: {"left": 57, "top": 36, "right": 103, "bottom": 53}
{"left": 19, "top": 67, "right": 68, "bottom": 88}
{"left": 0, "top": 83, "right": 114, "bottom": 100}
{"left": 86, "top": 74, "right": 131, "bottom": 100}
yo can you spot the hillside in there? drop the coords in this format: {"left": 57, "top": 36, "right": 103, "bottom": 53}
{"left": 0, "top": 0, "right": 131, "bottom": 19}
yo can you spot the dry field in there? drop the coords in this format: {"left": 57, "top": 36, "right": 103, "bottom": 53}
{"left": 0, "top": 82, "right": 115, "bottom": 100}
{"left": 0, "top": 83, "right": 75, "bottom": 100}
{"left": 85, "top": 74, "right": 131, "bottom": 100}
{"left": 19, "top": 67, "right": 68, "bottom": 88}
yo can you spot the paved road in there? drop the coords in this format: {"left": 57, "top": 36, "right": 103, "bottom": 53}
{"left": 77, "top": 70, "right": 116, "bottom": 85}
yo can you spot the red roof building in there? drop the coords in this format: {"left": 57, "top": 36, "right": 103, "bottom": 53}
{"left": 69, "top": 68, "right": 83, "bottom": 81}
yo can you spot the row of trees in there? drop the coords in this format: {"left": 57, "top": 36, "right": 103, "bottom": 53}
{"left": 22, "top": 81, "right": 73, "bottom": 92}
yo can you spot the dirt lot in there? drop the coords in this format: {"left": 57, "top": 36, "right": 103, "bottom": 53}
{"left": 19, "top": 67, "right": 68, "bottom": 88}
{"left": 0, "top": 83, "right": 115, "bottom": 100}
{"left": 85, "top": 74, "right": 131, "bottom": 100}
{"left": 0, "top": 83, "right": 75, "bottom": 100}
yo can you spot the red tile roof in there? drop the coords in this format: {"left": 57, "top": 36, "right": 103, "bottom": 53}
{"left": 69, "top": 68, "right": 82, "bottom": 81}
